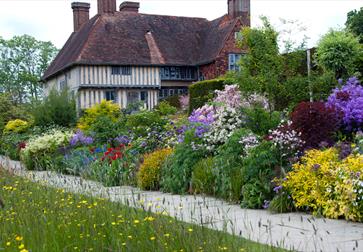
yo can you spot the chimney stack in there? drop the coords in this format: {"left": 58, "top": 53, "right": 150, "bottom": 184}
{"left": 98, "top": 0, "right": 116, "bottom": 14}
{"left": 119, "top": 2, "right": 140, "bottom": 13}
{"left": 72, "top": 2, "right": 90, "bottom": 32}
{"left": 228, "top": 0, "right": 250, "bottom": 25}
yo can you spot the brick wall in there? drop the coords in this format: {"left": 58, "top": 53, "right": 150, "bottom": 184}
{"left": 199, "top": 19, "right": 247, "bottom": 80}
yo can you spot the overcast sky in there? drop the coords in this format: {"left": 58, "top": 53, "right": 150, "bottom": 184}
{"left": 0, "top": 0, "right": 361, "bottom": 49}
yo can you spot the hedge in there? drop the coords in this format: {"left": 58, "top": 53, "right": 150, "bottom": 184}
{"left": 188, "top": 78, "right": 226, "bottom": 114}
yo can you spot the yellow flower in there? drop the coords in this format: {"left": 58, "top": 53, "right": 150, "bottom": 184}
{"left": 20, "top": 249, "right": 29, "bottom": 252}
{"left": 133, "top": 220, "right": 140, "bottom": 224}
{"left": 6, "top": 242, "right": 11, "bottom": 246}
{"left": 15, "top": 236, "right": 23, "bottom": 241}
{"left": 150, "top": 236, "right": 156, "bottom": 241}
{"left": 188, "top": 228, "right": 193, "bottom": 232}
{"left": 18, "top": 244, "right": 25, "bottom": 249}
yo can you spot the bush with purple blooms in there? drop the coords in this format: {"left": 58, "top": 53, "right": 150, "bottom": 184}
{"left": 70, "top": 130, "right": 94, "bottom": 147}
{"left": 326, "top": 77, "right": 363, "bottom": 132}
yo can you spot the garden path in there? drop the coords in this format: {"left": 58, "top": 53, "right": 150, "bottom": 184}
{"left": 1, "top": 155, "right": 362, "bottom": 252}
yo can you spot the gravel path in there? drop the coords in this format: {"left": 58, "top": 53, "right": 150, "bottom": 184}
{"left": 1, "top": 155, "right": 362, "bottom": 252}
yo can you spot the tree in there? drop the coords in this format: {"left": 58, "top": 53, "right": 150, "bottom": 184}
{"left": 315, "top": 29, "right": 362, "bottom": 79}
{"left": 346, "top": 7, "right": 363, "bottom": 43}
{"left": 0, "top": 35, "right": 58, "bottom": 103}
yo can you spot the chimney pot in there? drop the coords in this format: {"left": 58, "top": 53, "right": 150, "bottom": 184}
{"left": 119, "top": 1, "right": 140, "bottom": 13}
{"left": 228, "top": 0, "right": 250, "bottom": 25}
{"left": 72, "top": 2, "right": 90, "bottom": 32}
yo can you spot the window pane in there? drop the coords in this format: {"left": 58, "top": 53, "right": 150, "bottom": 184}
{"left": 111, "top": 67, "right": 120, "bottom": 75}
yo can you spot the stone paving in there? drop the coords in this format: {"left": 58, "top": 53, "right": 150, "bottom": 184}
{"left": 1, "top": 155, "right": 362, "bottom": 252}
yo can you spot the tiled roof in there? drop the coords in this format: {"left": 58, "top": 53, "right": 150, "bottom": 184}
{"left": 42, "top": 12, "right": 240, "bottom": 80}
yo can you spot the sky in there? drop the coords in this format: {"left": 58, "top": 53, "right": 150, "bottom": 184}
{"left": 0, "top": 0, "right": 362, "bottom": 49}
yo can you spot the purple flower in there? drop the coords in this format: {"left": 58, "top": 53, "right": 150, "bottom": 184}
{"left": 263, "top": 200, "right": 270, "bottom": 209}
{"left": 115, "top": 135, "right": 131, "bottom": 145}
{"left": 188, "top": 105, "right": 215, "bottom": 126}
{"left": 273, "top": 185, "right": 283, "bottom": 194}
{"left": 70, "top": 130, "right": 94, "bottom": 147}
{"left": 326, "top": 77, "right": 363, "bottom": 131}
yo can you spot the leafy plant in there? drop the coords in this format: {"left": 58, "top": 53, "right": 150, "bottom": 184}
{"left": 161, "top": 143, "right": 205, "bottom": 194}
{"left": 126, "top": 111, "right": 165, "bottom": 137}
{"left": 155, "top": 101, "right": 177, "bottom": 116}
{"left": 32, "top": 88, "right": 77, "bottom": 127}
{"left": 241, "top": 177, "right": 272, "bottom": 209}
{"left": 3, "top": 119, "right": 30, "bottom": 134}
{"left": 137, "top": 148, "right": 173, "bottom": 190}
{"left": 243, "top": 106, "right": 281, "bottom": 136}
{"left": 291, "top": 101, "right": 341, "bottom": 149}
{"left": 191, "top": 157, "right": 216, "bottom": 195}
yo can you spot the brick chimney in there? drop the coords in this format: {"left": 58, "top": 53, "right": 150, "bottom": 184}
{"left": 98, "top": 0, "right": 116, "bottom": 14}
{"left": 72, "top": 2, "right": 90, "bottom": 32}
{"left": 228, "top": 0, "right": 250, "bottom": 25}
{"left": 119, "top": 2, "right": 140, "bottom": 13}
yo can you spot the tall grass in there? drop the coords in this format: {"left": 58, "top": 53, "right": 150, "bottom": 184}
{"left": 0, "top": 170, "right": 285, "bottom": 252}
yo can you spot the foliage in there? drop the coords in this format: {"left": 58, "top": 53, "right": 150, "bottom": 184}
{"left": 237, "top": 17, "right": 283, "bottom": 111}
{"left": 346, "top": 7, "right": 363, "bottom": 43}
{"left": 179, "top": 95, "right": 189, "bottom": 111}
{"left": 268, "top": 191, "right": 295, "bottom": 213}
{"left": 283, "top": 148, "right": 363, "bottom": 222}
{"left": 243, "top": 106, "right": 281, "bottom": 136}
{"left": 20, "top": 129, "right": 72, "bottom": 170}
{"left": 155, "top": 101, "right": 177, "bottom": 116}
{"left": 353, "top": 131, "right": 363, "bottom": 154}
{"left": 291, "top": 102, "right": 341, "bottom": 149}
{"left": 241, "top": 177, "right": 272, "bottom": 209}
{"left": 191, "top": 157, "right": 216, "bottom": 195}
{"left": 164, "top": 95, "right": 181, "bottom": 109}
{"left": 0, "top": 93, "right": 30, "bottom": 134}
{"left": 88, "top": 116, "right": 126, "bottom": 145}
{"left": 3, "top": 119, "right": 30, "bottom": 134}
{"left": 126, "top": 111, "right": 165, "bottom": 137}
{"left": 137, "top": 148, "right": 173, "bottom": 190}
{"left": 213, "top": 128, "right": 259, "bottom": 202}
{"left": 88, "top": 145, "right": 139, "bottom": 187}
{"left": 77, "top": 100, "right": 122, "bottom": 131}
{"left": 188, "top": 78, "right": 225, "bottom": 113}
{"left": 0, "top": 35, "right": 58, "bottom": 102}
{"left": 0, "top": 170, "right": 283, "bottom": 252}
{"left": 326, "top": 77, "right": 363, "bottom": 132}
{"left": 315, "top": 29, "right": 362, "bottom": 79}
{"left": 161, "top": 143, "right": 206, "bottom": 194}
{"left": 32, "top": 88, "right": 77, "bottom": 127}
{"left": 238, "top": 141, "right": 282, "bottom": 208}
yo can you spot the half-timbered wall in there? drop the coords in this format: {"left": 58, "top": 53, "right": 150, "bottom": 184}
{"left": 79, "top": 66, "right": 161, "bottom": 87}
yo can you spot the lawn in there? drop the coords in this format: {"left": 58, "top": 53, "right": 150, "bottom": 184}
{"left": 0, "top": 169, "right": 285, "bottom": 252}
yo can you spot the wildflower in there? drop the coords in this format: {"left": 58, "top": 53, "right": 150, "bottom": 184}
{"left": 15, "top": 236, "right": 23, "bottom": 241}
{"left": 6, "top": 242, "right": 11, "bottom": 246}
{"left": 150, "top": 236, "right": 156, "bottom": 241}
{"left": 188, "top": 228, "right": 193, "bottom": 232}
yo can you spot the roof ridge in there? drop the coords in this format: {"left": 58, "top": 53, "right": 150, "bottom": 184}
{"left": 138, "top": 12, "right": 209, "bottom": 21}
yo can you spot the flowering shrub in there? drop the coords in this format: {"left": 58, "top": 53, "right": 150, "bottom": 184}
{"left": 238, "top": 133, "right": 260, "bottom": 156}
{"left": 283, "top": 148, "right": 363, "bottom": 222}
{"left": 291, "top": 101, "right": 341, "bottom": 149}
{"left": 89, "top": 144, "right": 139, "bottom": 187}
{"left": 268, "top": 120, "right": 304, "bottom": 158}
{"left": 20, "top": 129, "right": 72, "bottom": 170}
{"left": 3, "top": 119, "right": 30, "bottom": 134}
{"left": 77, "top": 100, "right": 122, "bottom": 130}
{"left": 326, "top": 77, "right": 363, "bottom": 131}
{"left": 137, "top": 148, "right": 173, "bottom": 190}
{"left": 70, "top": 130, "right": 94, "bottom": 147}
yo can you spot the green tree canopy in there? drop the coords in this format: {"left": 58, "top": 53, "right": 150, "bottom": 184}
{"left": 346, "top": 7, "right": 363, "bottom": 43}
{"left": 0, "top": 35, "right": 58, "bottom": 103}
{"left": 315, "top": 29, "right": 362, "bottom": 79}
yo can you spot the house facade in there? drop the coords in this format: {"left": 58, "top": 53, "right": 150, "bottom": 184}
{"left": 42, "top": 0, "right": 250, "bottom": 110}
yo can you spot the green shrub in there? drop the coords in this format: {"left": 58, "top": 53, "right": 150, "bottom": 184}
{"left": 241, "top": 176, "right": 272, "bottom": 209}
{"left": 191, "top": 157, "right": 216, "bottom": 195}
{"left": 155, "top": 101, "right": 177, "bottom": 116}
{"left": 161, "top": 143, "right": 205, "bottom": 194}
{"left": 189, "top": 78, "right": 225, "bottom": 113}
{"left": 89, "top": 116, "right": 126, "bottom": 145}
{"left": 137, "top": 148, "right": 173, "bottom": 190}
{"left": 269, "top": 193, "right": 295, "bottom": 213}
{"left": 214, "top": 128, "right": 257, "bottom": 202}
{"left": 126, "top": 111, "right": 165, "bottom": 137}
{"left": 77, "top": 100, "right": 122, "bottom": 131}
{"left": 163, "top": 95, "right": 181, "bottom": 109}
{"left": 243, "top": 106, "right": 281, "bottom": 136}
{"left": 32, "top": 89, "right": 76, "bottom": 127}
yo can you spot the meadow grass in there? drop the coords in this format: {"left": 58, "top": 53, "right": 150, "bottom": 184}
{"left": 0, "top": 169, "right": 286, "bottom": 252}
